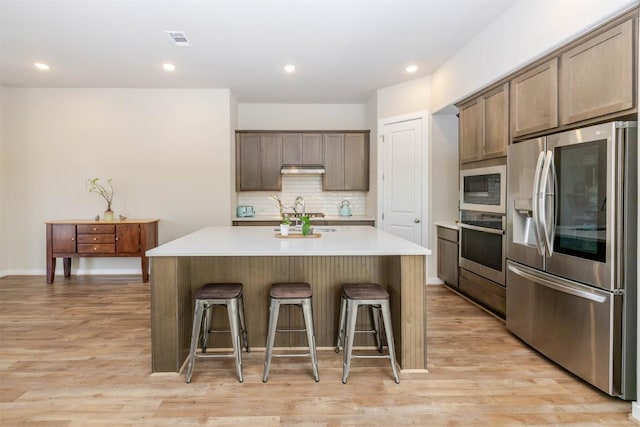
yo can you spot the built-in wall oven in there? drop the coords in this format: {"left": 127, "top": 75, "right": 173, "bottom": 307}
{"left": 459, "top": 210, "right": 506, "bottom": 285}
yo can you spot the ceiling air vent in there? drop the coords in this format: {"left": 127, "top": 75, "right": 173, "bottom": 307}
{"left": 165, "top": 31, "right": 192, "bottom": 47}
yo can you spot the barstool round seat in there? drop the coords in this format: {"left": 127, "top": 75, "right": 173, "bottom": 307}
{"left": 196, "top": 283, "right": 243, "bottom": 300}
{"left": 342, "top": 283, "right": 388, "bottom": 300}
{"left": 270, "top": 282, "right": 312, "bottom": 299}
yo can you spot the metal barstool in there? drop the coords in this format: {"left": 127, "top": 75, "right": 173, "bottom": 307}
{"left": 335, "top": 283, "right": 399, "bottom": 384}
{"left": 185, "top": 283, "right": 249, "bottom": 383}
{"left": 262, "top": 282, "right": 319, "bottom": 382}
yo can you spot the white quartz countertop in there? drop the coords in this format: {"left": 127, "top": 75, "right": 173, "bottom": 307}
{"left": 233, "top": 215, "right": 375, "bottom": 222}
{"left": 434, "top": 221, "right": 459, "bottom": 230}
{"left": 147, "top": 226, "right": 430, "bottom": 257}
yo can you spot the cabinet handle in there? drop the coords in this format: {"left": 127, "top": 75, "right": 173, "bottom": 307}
{"left": 71, "top": 237, "right": 75, "bottom": 241}
{"left": 93, "top": 247, "right": 97, "bottom": 251}
{"left": 115, "top": 237, "right": 119, "bottom": 241}
{"left": 93, "top": 227, "right": 97, "bottom": 231}
{"left": 93, "top": 238, "right": 97, "bottom": 241}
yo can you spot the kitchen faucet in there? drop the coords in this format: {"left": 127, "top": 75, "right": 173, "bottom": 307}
{"left": 294, "top": 196, "right": 305, "bottom": 215}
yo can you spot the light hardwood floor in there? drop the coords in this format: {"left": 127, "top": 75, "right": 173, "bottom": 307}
{"left": 0, "top": 275, "right": 635, "bottom": 426}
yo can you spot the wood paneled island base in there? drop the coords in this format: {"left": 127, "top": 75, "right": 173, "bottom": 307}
{"left": 147, "top": 227, "right": 429, "bottom": 373}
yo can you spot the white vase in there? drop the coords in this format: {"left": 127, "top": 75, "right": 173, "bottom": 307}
{"left": 280, "top": 224, "right": 290, "bottom": 236}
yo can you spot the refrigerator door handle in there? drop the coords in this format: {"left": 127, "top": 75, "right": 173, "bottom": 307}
{"left": 507, "top": 262, "right": 607, "bottom": 303}
{"left": 540, "top": 149, "right": 555, "bottom": 256}
{"left": 532, "top": 151, "right": 546, "bottom": 256}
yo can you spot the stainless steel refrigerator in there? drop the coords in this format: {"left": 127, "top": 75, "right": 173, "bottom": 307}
{"left": 506, "top": 121, "right": 637, "bottom": 399}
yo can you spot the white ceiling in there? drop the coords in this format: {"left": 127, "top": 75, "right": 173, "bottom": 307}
{"left": 0, "top": 0, "right": 516, "bottom": 103}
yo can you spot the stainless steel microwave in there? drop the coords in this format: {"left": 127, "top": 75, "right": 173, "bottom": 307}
{"left": 460, "top": 165, "right": 506, "bottom": 213}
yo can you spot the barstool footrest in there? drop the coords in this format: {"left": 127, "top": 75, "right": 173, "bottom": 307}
{"left": 275, "top": 328, "right": 307, "bottom": 333}
{"left": 195, "top": 353, "right": 237, "bottom": 360}
{"left": 272, "top": 353, "right": 311, "bottom": 358}
{"left": 351, "top": 354, "right": 392, "bottom": 360}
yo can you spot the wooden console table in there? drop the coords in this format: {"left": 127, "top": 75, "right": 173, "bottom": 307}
{"left": 45, "top": 219, "right": 159, "bottom": 284}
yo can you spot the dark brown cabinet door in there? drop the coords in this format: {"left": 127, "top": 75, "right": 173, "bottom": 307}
{"left": 237, "top": 133, "right": 261, "bottom": 191}
{"left": 260, "top": 134, "right": 282, "bottom": 190}
{"left": 344, "top": 133, "right": 369, "bottom": 190}
{"left": 282, "top": 133, "right": 303, "bottom": 165}
{"left": 116, "top": 224, "right": 140, "bottom": 254}
{"left": 302, "top": 133, "right": 323, "bottom": 165}
{"left": 51, "top": 224, "right": 76, "bottom": 253}
{"left": 510, "top": 58, "right": 559, "bottom": 138}
{"left": 560, "top": 19, "right": 634, "bottom": 125}
{"left": 459, "top": 99, "right": 483, "bottom": 163}
{"left": 322, "top": 133, "right": 345, "bottom": 190}
{"left": 482, "top": 83, "right": 509, "bottom": 159}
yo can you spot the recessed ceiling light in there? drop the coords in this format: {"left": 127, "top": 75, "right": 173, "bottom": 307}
{"left": 163, "top": 63, "right": 176, "bottom": 72}
{"left": 34, "top": 62, "right": 50, "bottom": 71}
{"left": 405, "top": 65, "right": 418, "bottom": 73}
{"left": 284, "top": 64, "right": 295, "bottom": 73}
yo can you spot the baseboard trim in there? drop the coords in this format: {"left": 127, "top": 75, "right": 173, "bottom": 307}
{"left": 632, "top": 401, "right": 640, "bottom": 421}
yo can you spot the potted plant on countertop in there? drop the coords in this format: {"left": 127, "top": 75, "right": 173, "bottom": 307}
{"left": 280, "top": 216, "right": 291, "bottom": 236}
{"left": 300, "top": 215, "right": 312, "bottom": 236}
{"left": 86, "top": 177, "right": 115, "bottom": 221}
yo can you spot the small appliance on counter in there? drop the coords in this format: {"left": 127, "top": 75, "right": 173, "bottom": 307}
{"left": 236, "top": 205, "right": 255, "bottom": 217}
{"left": 339, "top": 200, "right": 352, "bottom": 217}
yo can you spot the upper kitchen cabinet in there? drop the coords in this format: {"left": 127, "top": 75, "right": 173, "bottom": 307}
{"left": 323, "top": 132, "right": 369, "bottom": 191}
{"left": 236, "top": 133, "right": 282, "bottom": 191}
{"left": 282, "top": 133, "right": 324, "bottom": 165}
{"left": 510, "top": 58, "right": 559, "bottom": 139}
{"left": 459, "top": 82, "right": 509, "bottom": 164}
{"left": 560, "top": 19, "right": 635, "bottom": 125}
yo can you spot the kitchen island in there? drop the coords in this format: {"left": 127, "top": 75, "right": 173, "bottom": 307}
{"left": 147, "top": 226, "right": 430, "bottom": 373}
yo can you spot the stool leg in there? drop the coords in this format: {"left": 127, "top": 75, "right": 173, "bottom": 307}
{"left": 186, "top": 300, "right": 205, "bottom": 384}
{"left": 238, "top": 295, "right": 250, "bottom": 352}
{"left": 301, "top": 298, "right": 319, "bottom": 382}
{"left": 371, "top": 305, "right": 383, "bottom": 353}
{"left": 342, "top": 300, "right": 358, "bottom": 384}
{"left": 201, "top": 304, "right": 213, "bottom": 353}
{"left": 227, "top": 299, "right": 244, "bottom": 383}
{"left": 335, "top": 295, "right": 347, "bottom": 353}
{"left": 380, "top": 300, "right": 400, "bottom": 384}
{"left": 262, "top": 298, "right": 280, "bottom": 382}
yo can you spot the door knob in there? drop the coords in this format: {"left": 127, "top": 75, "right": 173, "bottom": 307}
{"left": 414, "top": 219, "right": 421, "bottom": 223}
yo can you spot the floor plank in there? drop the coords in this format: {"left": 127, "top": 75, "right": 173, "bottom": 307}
{"left": 0, "top": 275, "right": 634, "bottom": 426}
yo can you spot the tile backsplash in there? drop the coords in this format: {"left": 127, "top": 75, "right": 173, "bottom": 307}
{"left": 237, "top": 175, "right": 366, "bottom": 216}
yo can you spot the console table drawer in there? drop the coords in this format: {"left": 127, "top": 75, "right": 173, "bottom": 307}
{"left": 78, "top": 243, "right": 116, "bottom": 254}
{"left": 77, "top": 234, "right": 115, "bottom": 244}
{"left": 77, "top": 224, "right": 115, "bottom": 234}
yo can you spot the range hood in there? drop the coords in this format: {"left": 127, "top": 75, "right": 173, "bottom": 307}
{"left": 280, "top": 165, "right": 325, "bottom": 175}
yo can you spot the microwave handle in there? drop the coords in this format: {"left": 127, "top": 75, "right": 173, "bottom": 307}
{"left": 532, "top": 151, "right": 546, "bottom": 256}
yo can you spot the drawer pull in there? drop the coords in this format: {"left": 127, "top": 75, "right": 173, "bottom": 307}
{"left": 71, "top": 237, "right": 75, "bottom": 241}
{"left": 94, "top": 247, "right": 98, "bottom": 251}
{"left": 93, "top": 237, "right": 97, "bottom": 241}
{"left": 93, "top": 227, "right": 97, "bottom": 231}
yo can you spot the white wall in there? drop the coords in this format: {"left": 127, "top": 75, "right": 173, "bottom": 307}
{"left": 237, "top": 103, "right": 366, "bottom": 130}
{"left": 429, "top": 113, "right": 459, "bottom": 281}
{"left": 365, "top": 93, "right": 379, "bottom": 216}
{"left": 377, "top": 76, "right": 431, "bottom": 120}
{"left": 431, "top": 0, "right": 638, "bottom": 112}
{"left": 1, "top": 88, "right": 233, "bottom": 276}
{"left": 0, "top": 88, "right": 6, "bottom": 275}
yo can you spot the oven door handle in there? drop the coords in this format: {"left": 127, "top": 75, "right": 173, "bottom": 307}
{"left": 458, "top": 223, "right": 504, "bottom": 235}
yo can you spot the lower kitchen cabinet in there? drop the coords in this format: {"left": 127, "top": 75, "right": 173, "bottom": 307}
{"left": 436, "top": 226, "right": 458, "bottom": 288}
{"left": 458, "top": 268, "right": 506, "bottom": 318}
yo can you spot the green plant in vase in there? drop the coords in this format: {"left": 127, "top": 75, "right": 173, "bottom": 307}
{"left": 300, "top": 215, "right": 312, "bottom": 236}
{"left": 86, "top": 178, "right": 114, "bottom": 221}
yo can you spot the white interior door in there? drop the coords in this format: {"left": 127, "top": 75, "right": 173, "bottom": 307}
{"left": 381, "top": 118, "right": 423, "bottom": 245}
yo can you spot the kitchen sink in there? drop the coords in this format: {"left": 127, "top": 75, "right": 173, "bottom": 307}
{"left": 273, "top": 227, "right": 337, "bottom": 233}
